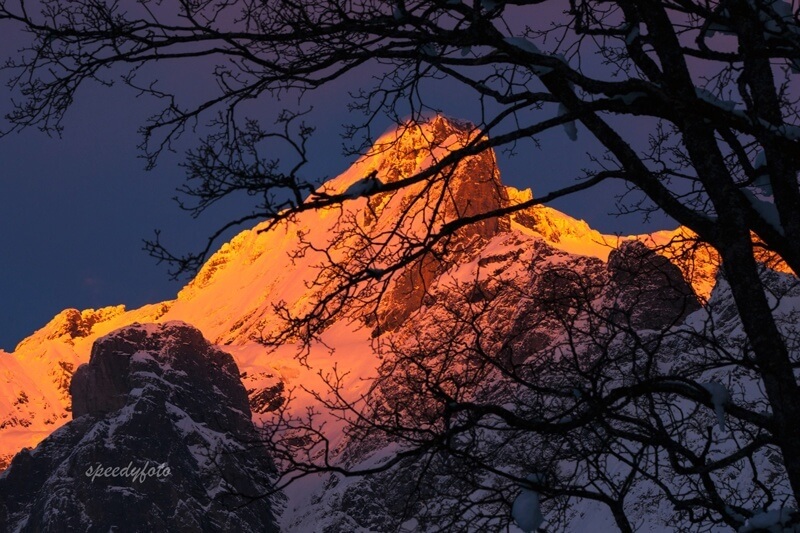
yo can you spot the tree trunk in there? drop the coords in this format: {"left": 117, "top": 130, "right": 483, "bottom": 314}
{"left": 719, "top": 227, "right": 800, "bottom": 505}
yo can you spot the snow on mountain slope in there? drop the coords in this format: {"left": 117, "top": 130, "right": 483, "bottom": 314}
{"left": 0, "top": 117, "right": 498, "bottom": 466}
{"left": 275, "top": 220, "right": 703, "bottom": 532}
{"left": 0, "top": 117, "right": 702, "bottom": 463}
{"left": 507, "top": 188, "right": 793, "bottom": 302}
{"left": 506, "top": 186, "right": 729, "bottom": 300}
{"left": 0, "top": 116, "right": 757, "bottom": 525}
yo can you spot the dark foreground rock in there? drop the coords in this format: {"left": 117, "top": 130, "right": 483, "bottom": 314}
{"left": 0, "top": 321, "right": 280, "bottom": 532}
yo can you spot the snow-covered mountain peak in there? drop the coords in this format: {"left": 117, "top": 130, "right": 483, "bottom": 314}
{"left": 178, "top": 116, "right": 504, "bottom": 307}
{"left": 0, "top": 116, "right": 721, "bottom": 477}
{"left": 320, "top": 115, "right": 490, "bottom": 194}
{"left": 5, "top": 115, "right": 792, "bottom": 530}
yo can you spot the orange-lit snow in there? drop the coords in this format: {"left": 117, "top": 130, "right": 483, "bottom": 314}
{"left": 0, "top": 117, "right": 731, "bottom": 476}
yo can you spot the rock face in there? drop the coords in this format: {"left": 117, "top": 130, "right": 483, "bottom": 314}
{"left": 358, "top": 117, "right": 510, "bottom": 334}
{"left": 0, "top": 322, "right": 279, "bottom": 532}
{"left": 606, "top": 240, "right": 701, "bottom": 330}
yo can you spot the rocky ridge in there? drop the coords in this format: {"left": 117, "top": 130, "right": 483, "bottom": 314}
{"left": 0, "top": 322, "right": 280, "bottom": 532}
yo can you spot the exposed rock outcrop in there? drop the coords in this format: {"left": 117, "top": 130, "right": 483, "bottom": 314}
{"left": 606, "top": 240, "right": 700, "bottom": 330}
{"left": 15, "top": 306, "right": 128, "bottom": 350}
{"left": 0, "top": 322, "right": 280, "bottom": 532}
{"left": 370, "top": 117, "right": 509, "bottom": 333}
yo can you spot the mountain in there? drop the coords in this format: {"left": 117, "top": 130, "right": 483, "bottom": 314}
{"left": 0, "top": 322, "right": 280, "bottom": 532}
{"left": 0, "top": 120, "right": 616, "bottom": 463}
{"left": 0, "top": 116, "right": 788, "bottom": 530}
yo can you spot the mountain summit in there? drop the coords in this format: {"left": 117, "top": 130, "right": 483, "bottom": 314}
{"left": 0, "top": 115, "right": 696, "bottom": 462}
{"left": 0, "top": 116, "right": 727, "bottom": 530}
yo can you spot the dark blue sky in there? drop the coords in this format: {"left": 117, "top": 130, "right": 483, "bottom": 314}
{"left": 0, "top": 30, "right": 674, "bottom": 352}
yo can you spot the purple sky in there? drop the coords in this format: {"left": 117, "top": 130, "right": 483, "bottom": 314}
{"left": 0, "top": 27, "right": 675, "bottom": 351}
